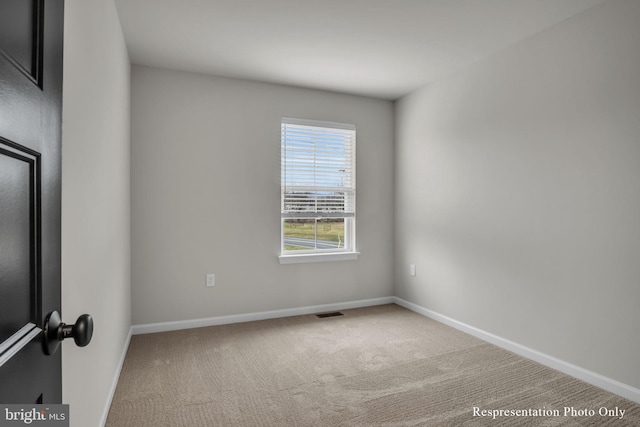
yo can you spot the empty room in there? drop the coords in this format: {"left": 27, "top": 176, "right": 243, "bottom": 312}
{"left": 1, "top": 0, "right": 639, "bottom": 426}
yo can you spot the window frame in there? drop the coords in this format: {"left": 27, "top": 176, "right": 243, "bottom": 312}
{"left": 279, "top": 118, "right": 359, "bottom": 264}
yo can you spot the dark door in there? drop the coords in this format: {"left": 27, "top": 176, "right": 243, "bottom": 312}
{"left": 0, "top": 0, "right": 65, "bottom": 403}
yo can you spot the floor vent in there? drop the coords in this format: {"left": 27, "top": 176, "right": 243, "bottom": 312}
{"left": 316, "top": 311, "right": 344, "bottom": 318}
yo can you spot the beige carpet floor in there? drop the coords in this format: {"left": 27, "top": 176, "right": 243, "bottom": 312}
{"left": 106, "top": 304, "right": 640, "bottom": 426}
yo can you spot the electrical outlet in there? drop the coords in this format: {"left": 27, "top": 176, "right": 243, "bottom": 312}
{"left": 206, "top": 273, "right": 215, "bottom": 287}
{"left": 410, "top": 264, "right": 416, "bottom": 277}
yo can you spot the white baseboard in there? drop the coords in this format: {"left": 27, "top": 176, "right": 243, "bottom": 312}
{"left": 100, "top": 326, "right": 133, "bottom": 427}
{"left": 393, "top": 296, "right": 640, "bottom": 404}
{"left": 120, "top": 296, "right": 640, "bottom": 407}
{"left": 131, "top": 296, "right": 395, "bottom": 335}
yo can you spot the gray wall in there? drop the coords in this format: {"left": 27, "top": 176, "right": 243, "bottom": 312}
{"left": 395, "top": 0, "right": 640, "bottom": 390}
{"left": 131, "top": 66, "right": 394, "bottom": 325}
{"left": 62, "top": 0, "right": 131, "bottom": 425}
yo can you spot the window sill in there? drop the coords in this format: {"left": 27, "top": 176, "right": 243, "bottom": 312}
{"left": 278, "top": 251, "right": 360, "bottom": 264}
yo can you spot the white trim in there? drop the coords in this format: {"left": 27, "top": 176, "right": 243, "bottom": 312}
{"left": 131, "top": 296, "right": 392, "bottom": 335}
{"left": 278, "top": 251, "right": 359, "bottom": 264}
{"left": 281, "top": 117, "right": 355, "bottom": 131}
{"left": 100, "top": 327, "right": 133, "bottom": 427}
{"left": 392, "top": 297, "right": 640, "bottom": 404}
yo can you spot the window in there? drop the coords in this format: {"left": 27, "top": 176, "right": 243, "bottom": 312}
{"left": 280, "top": 118, "right": 357, "bottom": 263}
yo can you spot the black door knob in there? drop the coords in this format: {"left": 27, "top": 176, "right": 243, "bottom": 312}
{"left": 43, "top": 311, "right": 94, "bottom": 355}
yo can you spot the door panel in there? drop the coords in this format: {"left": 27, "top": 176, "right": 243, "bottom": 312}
{"left": 0, "top": 140, "right": 39, "bottom": 344}
{"left": 0, "top": 0, "right": 43, "bottom": 85}
{"left": 0, "top": 0, "right": 64, "bottom": 404}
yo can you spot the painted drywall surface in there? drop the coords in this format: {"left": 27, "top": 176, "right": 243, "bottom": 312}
{"left": 62, "top": 0, "right": 131, "bottom": 425}
{"left": 395, "top": 0, "right": 640, "bottom": 389}
{"left": 131, "top": 66, "right": 394, "bottom": 325}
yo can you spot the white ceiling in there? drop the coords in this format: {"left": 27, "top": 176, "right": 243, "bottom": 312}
{"left": 114, "top": 0, "right": 607, "bottom": 100}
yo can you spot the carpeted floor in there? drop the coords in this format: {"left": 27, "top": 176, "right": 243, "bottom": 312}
{"left": 105, "top": 304, "right": 640, "bottom": 426}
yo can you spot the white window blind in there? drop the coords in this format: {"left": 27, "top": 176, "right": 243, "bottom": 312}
{"left": 281, "top": 118, "right": 356, "bottom": 219}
